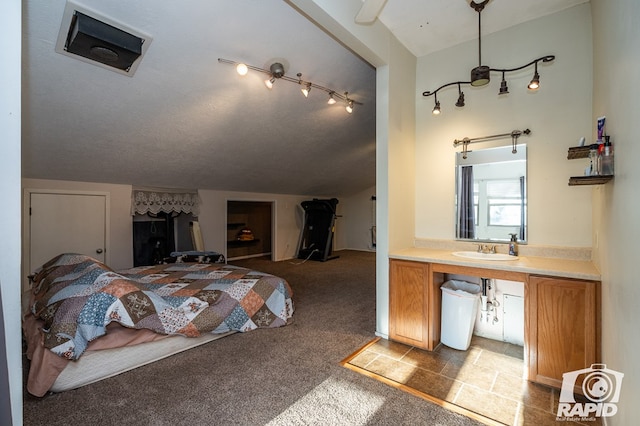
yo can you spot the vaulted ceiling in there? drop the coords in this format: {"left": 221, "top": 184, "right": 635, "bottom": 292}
{"left": 21, "top": 0, "right": 587, "bottom": 196}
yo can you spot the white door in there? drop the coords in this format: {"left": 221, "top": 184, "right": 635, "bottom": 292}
{"left": 29, "top": 192, "right": 107, "bottom": 276}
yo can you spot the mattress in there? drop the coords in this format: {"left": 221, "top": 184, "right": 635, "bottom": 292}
{"left": 51, "top": 330, "right": 234, "bottom": 393}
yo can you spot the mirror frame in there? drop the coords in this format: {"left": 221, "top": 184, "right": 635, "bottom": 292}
{"left": 454, "top": 144, "right": 527, "bottom": 244}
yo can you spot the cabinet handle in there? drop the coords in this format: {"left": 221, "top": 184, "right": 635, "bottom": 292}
{"left": 96, "top": 248, "right": 103, "bottom": 254}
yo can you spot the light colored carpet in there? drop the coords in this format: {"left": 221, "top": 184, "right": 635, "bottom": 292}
{"left": 23, "top": 250, "right": 481, "bottom": 425}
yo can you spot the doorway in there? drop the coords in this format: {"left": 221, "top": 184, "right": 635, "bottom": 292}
{"left": 226, "top": 201, "right": 273, "bottom": 261}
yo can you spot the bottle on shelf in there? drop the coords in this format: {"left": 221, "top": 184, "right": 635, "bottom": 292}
{"left": 601, "top": 135, "right": 614, "bottom": 175}
{"left": 588, "top": 144, "right": 600, "bottom": 176}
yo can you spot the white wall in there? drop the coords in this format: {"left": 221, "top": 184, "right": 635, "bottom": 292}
{"left": 197, "top": 189, "right": 327, "bottom": 260}
{"left": 591, "top": 1, "right": 640, "bottom": 424}
{"left": 287, "top": 0, "right": 417, "bottom": 339}
{"left": 21, "top": 179, "right": 347, "bottom": 267}
{"left": 338, "top": 185, "right": 376, "bottom": 251}
{"left": 1, "top": 1, "right": 23, "bottom": 423}
{"left": 415, "top": 4, "right": 593, "bottom": 248}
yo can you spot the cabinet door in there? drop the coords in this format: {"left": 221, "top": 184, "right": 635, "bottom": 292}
{"left": 527, "top": 275, "right": 599, "bottom": 388}
{"left": 389, "top": 260, "right": 430, "bottom": 349}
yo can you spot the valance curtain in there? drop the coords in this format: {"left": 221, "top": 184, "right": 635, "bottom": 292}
{"left": 131, "top": 188, "right": 200, "bottom": 216}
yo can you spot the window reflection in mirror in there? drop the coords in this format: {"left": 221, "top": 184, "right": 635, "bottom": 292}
{"left": 455, "top": 144, "right": 527, "bottom": 243}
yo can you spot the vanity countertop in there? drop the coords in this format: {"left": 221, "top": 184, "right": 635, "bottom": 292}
{"left": 389, "top": 247, "right": 601, "bottom": 281}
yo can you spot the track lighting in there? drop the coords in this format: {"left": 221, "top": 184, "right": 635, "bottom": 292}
{"left": 432, "top": 100, "right": 441, "bottom": 115}
{"left": 499, "top": 72, "right": 509, "bottom": 95}
{"left": 346, "top": 100, "right": 354, "bottom": 114}
{"left": 298, "top": 75, "right": 311, "bottom": 98}
{"left": 432, "top": 93, "right": 441, "bottom": 115}
{"left": 528, "top": 63, "right": 540, "bottom": 90}
{"left": 455, "top": 84, "right": 465, "bottom": 107}
{"left": 422, "top": 0, "right": 555, "bottom": 114}
{"left": 265, "top": 77, "right": 275, "bottom": 89}
{"left": 218, "top": 58, "right": 362, "bottom": 113}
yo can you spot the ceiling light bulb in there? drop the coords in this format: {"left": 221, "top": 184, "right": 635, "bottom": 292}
{"left": 236, "top": 63, "right": 248, "bottom": 76}
{"left": 328, "top": 93, "right": 337, "bottom": 105}
{"left": 265, "top": 77, "right": 275, "bottom": 89}
{"left": 301, "top": 84, "right": 311, "bottom": 98}
{"left": 528, "top": 72, "right": 540, "bottom": 90}
{"left": 346, "top": 100, "right": 354, "bottom": 114}
{"left": 432, "top": 100, "right": 441, "bottom": 115}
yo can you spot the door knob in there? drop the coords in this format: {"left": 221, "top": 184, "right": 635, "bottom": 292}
{"left": 96, "top": 248, "right": 103, "bottom": 254}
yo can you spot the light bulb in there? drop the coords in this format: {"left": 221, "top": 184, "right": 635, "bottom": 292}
{"left": 236, "top": 63, "right": 248, "bottom": 76}
{"left": 265, "top": 77, "right": 275, "bottom": 89}
{"left": 327, "top": 95, "right": 337, "bottom": 105}
{"left": 346, "top": 101, "right": 354, "bottom": 114}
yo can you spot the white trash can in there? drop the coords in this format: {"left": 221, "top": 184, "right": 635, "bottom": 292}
{"left": 440, "top": 280, "right": 481, "bottom": 350}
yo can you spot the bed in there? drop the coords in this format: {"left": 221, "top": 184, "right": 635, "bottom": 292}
{"left": 23, "top": 253, "right": 294, "bottom": 396}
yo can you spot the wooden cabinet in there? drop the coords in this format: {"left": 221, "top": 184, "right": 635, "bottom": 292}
{"left": 527, "top": 275, "right": 600, "bottom": 388}
{"left": 388, "top": 259, "right": 601, "bottom": 389}
{"left": 389, "top": 260, "right": 431, "bottom": 349}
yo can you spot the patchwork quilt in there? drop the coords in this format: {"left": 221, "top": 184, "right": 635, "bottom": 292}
{"left": 30, "top": 253, "right": 294, "bottom": 360}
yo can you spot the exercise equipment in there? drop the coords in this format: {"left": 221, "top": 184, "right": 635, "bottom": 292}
{"left": 297, "top": 198, "right": 339, "bottom": 262}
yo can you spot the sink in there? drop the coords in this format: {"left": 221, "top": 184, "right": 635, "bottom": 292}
{"left": 452, "top": 251, "right": 518, "bottom": 261}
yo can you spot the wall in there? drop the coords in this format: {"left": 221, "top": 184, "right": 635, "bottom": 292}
{"left": 415, "top": 4, "right": 593, "bottom": 248}
{"left": 591, "top": 1, "right": 640, "bottom": 424}
{"left": 21, "top": 179, "right": 356, "bottom": 266}
{"left": 1, "top": 0, "right": 22, "bottom": 423}
{"left": 287, "top": 0, "right": 417, "bottom": 339}
{"left": 337, "top": 185, "right": 377, "bottom": 251}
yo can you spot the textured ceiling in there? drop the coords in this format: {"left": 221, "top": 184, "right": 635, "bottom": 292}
{"left": 22, "top": 0, "right": 588, "bottom": 197}
{"left": 375, "top": 0, "right": 589, "bottom": 57}
{"left": 22, "top": 0, "right": 376, "bottom": 196}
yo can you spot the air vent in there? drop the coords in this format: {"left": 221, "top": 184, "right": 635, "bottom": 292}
{"left": 65, "top": 12, "right": 142, "bottom": 71}
{"left": 55, "top": 2, "right": 152, "bottom": 77}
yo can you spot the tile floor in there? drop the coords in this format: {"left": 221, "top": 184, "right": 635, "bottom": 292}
{"left": 345, "top": 336, "right": 601, "bottom": 426}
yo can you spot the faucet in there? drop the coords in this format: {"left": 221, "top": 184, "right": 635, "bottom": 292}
{"left": 477, "top": 244, "right": 496, "bottom": 254}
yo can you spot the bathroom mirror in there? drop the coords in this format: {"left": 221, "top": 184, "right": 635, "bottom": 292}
{"left": 455, "top": 144, "right": 527, "bottom": 243}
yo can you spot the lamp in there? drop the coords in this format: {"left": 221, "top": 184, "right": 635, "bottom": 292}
{"left": 298, "top": 74, "right": 312, "bottom": 98}
{"left": 455, "top": 84, "right": 465, "bottom": 107}
{"left": 422, "top": 0, "right": 555, "bottom": 114}
{"left": 528, "top": 63, "right": 540, "bottom": 90}
{"left": 431, "top": 91, "right": 441, "bottom": 115}
{"left": 218, "top": 58, "right": 362, "bottom": 113}
{"left": 345, "top": 93, "right": 354, "bottom": 113}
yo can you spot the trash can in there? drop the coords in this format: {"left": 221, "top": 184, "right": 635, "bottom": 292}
{"left": 440, "top": 280, "right": 481, "bottom": 350}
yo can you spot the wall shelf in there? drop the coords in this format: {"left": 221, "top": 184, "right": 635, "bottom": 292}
{"left": 567, "top": 146, "right": 613, "bottom": 186}
{"left": 568, "top": 175, "right": 614, "bottom": 186}
{"left": 567, "top": 146, "right": 590, "bottom": 159}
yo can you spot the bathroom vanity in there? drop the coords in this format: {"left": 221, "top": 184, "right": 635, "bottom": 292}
{"left": 388, "top": 247, "right": 600, "bottom": 389}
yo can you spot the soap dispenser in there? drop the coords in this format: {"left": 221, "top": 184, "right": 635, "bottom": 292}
{"left": 508, "top": 233, "right": 519, "bottom": 256}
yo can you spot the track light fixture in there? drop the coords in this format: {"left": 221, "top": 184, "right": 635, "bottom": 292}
{"left": 432, "top": 93, "right": 441, "bottom": 115}
{"left": 422, "top": 0, "right": 555, "bottom": 115}
{"left": 218, "top": 58, "right": 362, "bottom": 113}
{"left": 345, "top": 95, "right": 354, "bottom": 114}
